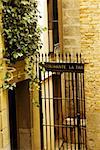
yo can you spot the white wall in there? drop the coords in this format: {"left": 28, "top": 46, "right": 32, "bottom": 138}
{"left": 38, "top": 0, "right": 49, "bottom": 54}
{"left": 42, "top": 76, "right": 55, "bottom": 150}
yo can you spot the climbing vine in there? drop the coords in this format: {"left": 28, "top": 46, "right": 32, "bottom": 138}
{"left": 2, "top": 0, "right": 42, "bottom": 61}
{"left": 1, "top": 0, "right": 43, "bottom": 89}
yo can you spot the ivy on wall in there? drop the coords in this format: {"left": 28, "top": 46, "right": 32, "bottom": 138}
{"left": 2, "top": 0, "right": 42, "bottom": 62}
{"left": 1, "top": 0, "right": 43, "bottom": 89}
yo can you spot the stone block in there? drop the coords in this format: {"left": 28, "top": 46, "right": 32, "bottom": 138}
{"left": 0, "top": 132, "right": 3, "bottom": 148}
{"left": 63, "top": 16, "right": 80, "bottom": 25}
{"left": 1, "top": 110, "right": 9, "bottom": 130}
{"left": 63, "top": 9, "right": 80, "bottom": 18}
{"left": 62, "top": 0, "right": 74, "bottom": 8}
{"left": 0, "top": 90, "right": 8, "bottom": 111}
{"left": 0, "top": 144, "right": 11, "bottom": 150}
{"left": 63, "top": 38, "right": 80, "bottom": 46}
{"left": 63, "top": 26, "right": 80, "bottom": 36}
{"left": 2, "top": 128, "right": 10, "bottom": 147}
{"left": 0, "top": 112, "right": 2, "bottom": 131}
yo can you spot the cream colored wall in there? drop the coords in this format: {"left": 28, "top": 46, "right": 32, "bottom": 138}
{"left": 42, "top": 76, "right": 55, "bottom": 150}
{"left": 0, "top": 90, "right": 11, "bottom": 150}
{"left": 62, "top": 0, "right": 81, "bottom": 54}
{"left": 38, "top": 0, "right": 49, "bottom": 54}
{"left": 32, "top": 81, "right": 41, "bottom": 150}
{"left": 80, "top": 1, "right": 100, "bottom": 150}
{"left": 62, "top": 0, "right": 100, "bottom": 149}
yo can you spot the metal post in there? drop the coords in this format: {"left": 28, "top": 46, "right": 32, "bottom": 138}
{"left": 39, "top": 67, "right": 43, "bottom": 150}
{"left": 75, "top": 72, "right": 81, "bottom": 150}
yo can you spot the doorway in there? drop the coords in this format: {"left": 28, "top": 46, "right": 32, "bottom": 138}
{"left": 8, "top": 89, "right": 17, "bottom": 150}
{"left": 8, "top": 80, "right": 32, "bottom": 150}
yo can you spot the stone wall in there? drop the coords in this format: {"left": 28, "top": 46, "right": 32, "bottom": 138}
{"left": 0, "top": 90, "right": 10, "bottom": 150}
{"left": 62, "top": 0, "right": 81, "bottom": 53}
{"left": 80, "top": 0, "right": 100, "bottom": 150}
{"left": 62, "top": 0, "right": 100, "bottom": 149}
{"left": 0, "top": 3, "right": 11, "bottom": 150}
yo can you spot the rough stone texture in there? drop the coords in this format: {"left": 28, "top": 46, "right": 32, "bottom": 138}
{"left": 62, "top": 0, "right": 81, "bottom": 53}
{"left": 0, "top": 89, "right": 10, "bottom": 149}
{"left": 0, "top": 144, "right": 11, "bottom": 150}
{"left": 0, "top": 4, "right": 11, "bottom": 149}
{"left": 62, "top": 0, "right": 100, "bottom": 149}
{"left": 32, "top": 83, "right": 41, "bottom": 150}
{"left": 80, "top": 0, "right": 100, "bottom": 150}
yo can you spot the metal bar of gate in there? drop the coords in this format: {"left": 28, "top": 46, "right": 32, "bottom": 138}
{"left": 39, "top": 67, "right": 43, "bottom": 149}
{"left": 65, "top": 74, "right": 68, "bottom": 150}
{"left": 72, "top": 72, "right": 76, "bottom": 150}
{"left": 38, "top": 53, "right": 87, "bottom": 150}
{"left": 83, "top": 72, "right": 87, "bottom": 150}
{"left": 75, "top": 54, "right": 81, "bottom": 150}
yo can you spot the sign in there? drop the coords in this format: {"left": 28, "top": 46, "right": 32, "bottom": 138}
{"left": 40, "top": 62, "right": 84, "bottom": 73}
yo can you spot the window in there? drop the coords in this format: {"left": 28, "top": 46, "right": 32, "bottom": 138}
{"left": 47, "top": 0, "right": 63, "bottom": 53}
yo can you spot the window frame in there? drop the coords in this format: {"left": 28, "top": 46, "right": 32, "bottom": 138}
{"left": 47, "top": 0, "right": 63, "bottom": 53}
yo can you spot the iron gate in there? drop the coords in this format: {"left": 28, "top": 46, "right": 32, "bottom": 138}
{"left": 38, "top": 54, "right": 87, "bottom": 150}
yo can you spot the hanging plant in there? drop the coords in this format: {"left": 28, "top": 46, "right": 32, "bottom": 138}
{"left": 1, "top": 0, "right": 43, "bottom": 89}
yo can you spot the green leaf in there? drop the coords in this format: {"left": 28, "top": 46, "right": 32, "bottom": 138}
{"left": 21, "top": 1, "right": 30, "bottom": 5}
{"left": 2, "top": 0, "right": 43, "bottom": 84}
